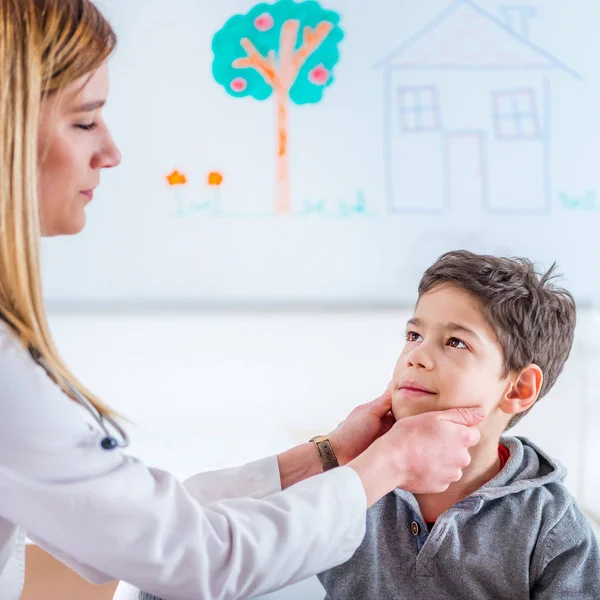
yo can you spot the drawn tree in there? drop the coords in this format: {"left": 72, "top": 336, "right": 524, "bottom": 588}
{"left": 212, "top": 0, "right": 344, "bottom": 215}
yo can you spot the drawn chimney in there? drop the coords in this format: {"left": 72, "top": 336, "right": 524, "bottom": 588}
{"left": 500, "top": 5, "right": 537, "bottom": 39}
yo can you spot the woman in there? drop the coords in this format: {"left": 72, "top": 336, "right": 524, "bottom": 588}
{"left": 0, "top": 1, "right": 484, "bottom": 598}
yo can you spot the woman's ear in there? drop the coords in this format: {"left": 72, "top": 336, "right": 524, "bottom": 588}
{"left": 500, "top": 364, "right": 543, "bottom": 415}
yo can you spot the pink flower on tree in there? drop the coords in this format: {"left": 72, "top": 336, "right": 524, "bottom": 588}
{"left": 254, "top": 12, "right": 274, "bottom": 32}
{"left": 309, "top": 64, "right": 330, "bottom": 86}
{"left": 230, "top": 77, "right": 248, "bottom": 92}
{"left": 213, "top": 0, "right": 343, "bottom": 215}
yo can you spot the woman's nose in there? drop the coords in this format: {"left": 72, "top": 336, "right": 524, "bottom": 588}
{"left": 92, "top": 130, "right": 122, "bottom": 170}
{"left": 102, "top": 133, "right": 122, "bottom": 169}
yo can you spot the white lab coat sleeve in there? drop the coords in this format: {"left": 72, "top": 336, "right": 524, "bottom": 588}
{"left": 28, "top": 454, "right": 283, "bottom": 585}
{"left": 0, "top": 334, "right": 367, "bottom": 600}
{"left": 182, "top": 454, "right": 283, "bottom": 503}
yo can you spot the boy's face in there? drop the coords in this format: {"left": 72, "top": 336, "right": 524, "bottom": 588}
{"left": 391, "top": 284, "right": 512, "bottom": 429}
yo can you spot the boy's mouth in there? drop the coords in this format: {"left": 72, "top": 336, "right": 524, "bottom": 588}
{"left": 398, "top": 380, "right": 436, "bottom": 397}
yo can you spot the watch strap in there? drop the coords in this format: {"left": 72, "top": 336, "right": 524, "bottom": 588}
{"left": 309, "top": 435, "right": 340, "bottom": 471}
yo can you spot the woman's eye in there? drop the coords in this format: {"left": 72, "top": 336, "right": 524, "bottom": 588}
{"left": 406, "top": 331, "right": 422, "bottom": 343}
{"left": 75, "top": 123, "right": 97, "bottom": 131}
{"left": 448, "top": 337, "right": 467, "bottom": 349}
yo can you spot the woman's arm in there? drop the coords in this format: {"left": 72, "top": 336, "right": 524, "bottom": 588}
{"left": 0, "top": 336, "right": 370, "bottom": 599}
{"left": 185, "top": 389, "right": 398, "bottom": 501}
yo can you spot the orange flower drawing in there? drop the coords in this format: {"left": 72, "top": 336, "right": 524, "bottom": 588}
{"left": 166, "top": 170, "right": 187, "bottom": 186}
{"left": 208, "top": 171, "right": 224, "bottom": 186}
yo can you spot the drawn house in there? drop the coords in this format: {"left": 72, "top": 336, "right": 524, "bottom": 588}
{"left": 376, "top": 0, "right": 580, "bottom": 214}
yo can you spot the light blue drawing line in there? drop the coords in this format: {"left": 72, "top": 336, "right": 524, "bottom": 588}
{"left": 372, "top": 0, "right": 581, "bottom": 80}
{"left": 511, "top": 92, "right": 523, "bottom": 137}
{"left": 492, "top": 88, "right": 539, "bottom": 139}
{"left": 483, "top": 169, "right": 551, "bottom": 214}
{"left": 464, "top": 0, "right": 581, "bottom": 79}
{"left": 494, "top": 86, "right": 542, "bottom": 96}
{"left": 442, "top": 130, "right": 451, "bottom": 212}
{"left": 398, "top": 85, "right": 442, "bottom": 132}
{"left": 493, "top": 88, "right": 542, "bottom": 139}
{"left": 485, "top": 207, "right": 551, "bottom": 216}
{"left": 480, "top": 130, "right": 490, "bottom": 213}
{"left": 484, "top": 84, "right": 551, "bottom": 215}
{"left": 387, "top": 206, "right": 445, "bottom": 215}
{"left": 373, "top": 1, "right": 467, "bottom": 69}
{"left": 500, "top": 5, "right": 537, "bottom": 41}
{"left": 443, "top": 129, "right": 486, "bottom": 212}
{"left": 434, "top": 87, "right": 442, "bottom": 129}
{"left": 169, "top": 190, "right": 374, "bottom": 219}
{"left": 560, "top": 190, "right": 600, "bottom": 211}
{"left": 383, "top": 65, "right": 394, "bottom": 214}
{"left": 297, "top": 214, "right": 377, "bottom": 219}
{"left": 495, "top": 134, "right": 544, "bottom": 142}
{"left": 170, "top": 187, "right": 186, "bottom": 217}
{"left": 339, "top": 190, "right": 368, "bottom": 216}
{"left": 213, "top": 212, "right": 277, "bottom": 218}
{"left": 299, "top": 191, "right": 373, "bottom": 218}
{"left": 483, "top": 143, "right": 550, "bottom": 216}
{"left": 542, "top": 76, "right": 552, "bottom": 214}
{"left": 382, "top": 66, "right": 577, "bottom": 72}
{"left": 443, "top": 128, "right": 483, "bottom": 136}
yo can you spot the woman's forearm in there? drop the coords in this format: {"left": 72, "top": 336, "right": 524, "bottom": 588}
{"left": 277, "top": 442, "right": 324, "bottom": 490}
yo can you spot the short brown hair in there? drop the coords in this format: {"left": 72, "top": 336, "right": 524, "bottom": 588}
{"left": 418, "top": 250, "right": 576, "bottom": 428}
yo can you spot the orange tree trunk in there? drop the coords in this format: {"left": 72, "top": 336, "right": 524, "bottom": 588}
{"left": 275, "top": 89, "right": 291, "bottom": 215}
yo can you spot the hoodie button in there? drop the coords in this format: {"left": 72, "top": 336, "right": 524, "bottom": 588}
{"left": 411, "top": 521, "right": 420, "bottom": 536}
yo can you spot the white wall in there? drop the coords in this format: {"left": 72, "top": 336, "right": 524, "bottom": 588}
{"left": 48, "top": 308, "right": 599, "bottom": 599}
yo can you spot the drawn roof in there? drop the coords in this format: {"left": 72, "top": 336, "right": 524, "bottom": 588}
{"left": 375, "top": 0, "right": 580, "bottom": 78}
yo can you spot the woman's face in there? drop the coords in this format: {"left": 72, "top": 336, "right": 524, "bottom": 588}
{"left": 37, "top": 61, "right": 121, "bottom": 236}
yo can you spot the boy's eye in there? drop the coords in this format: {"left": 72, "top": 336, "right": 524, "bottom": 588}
{"left": 448, "top": 337, "right": 467, "bottom": 349}
{"left": 75, "top": 122, "right": 97, "bottom": 131}
{"left": 406, "top": 331, "right": 423, "bottom": 343}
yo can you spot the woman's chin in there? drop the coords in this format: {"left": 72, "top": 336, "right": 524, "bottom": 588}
{"left": 64, "top": 212, "right": 87, "bottom": 235}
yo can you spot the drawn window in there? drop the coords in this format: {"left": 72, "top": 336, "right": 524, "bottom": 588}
{"left": 397, "top": 86, "right": 441, "bottom": 132}
{"left": 493, "top": 90, "right": 541, "bottom": 139}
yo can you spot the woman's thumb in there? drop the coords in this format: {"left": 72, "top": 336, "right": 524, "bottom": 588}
{"left": 440, "top": 406, "right": 486, "bottom": 426}
{"left": 367, "top": 388, "right": 393, "bottom": 416}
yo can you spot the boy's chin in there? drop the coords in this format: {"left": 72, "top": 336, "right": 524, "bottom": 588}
{"left": 391, "top": 403, "right": 436, "bottom": 421}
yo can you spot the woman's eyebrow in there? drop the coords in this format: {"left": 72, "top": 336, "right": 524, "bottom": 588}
{"left": 70, "top": 99, "right": 105, "bottom": 113}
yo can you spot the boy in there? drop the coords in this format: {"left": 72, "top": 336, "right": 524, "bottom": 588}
{"left": 318, "top": 250, "right": 600, "bottom": 599}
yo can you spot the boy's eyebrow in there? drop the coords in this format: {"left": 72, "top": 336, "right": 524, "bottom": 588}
{"left": 444, "top": 321, "right": 483, "bottom": 343}
{"left": 406, "top": 317, "right": 482, "bottom": 343}
{"left": 406, "top": 317, "right": 423, "bottom": 328}
{"left": 70, "top": 100, "right": 105, "bottom": 113}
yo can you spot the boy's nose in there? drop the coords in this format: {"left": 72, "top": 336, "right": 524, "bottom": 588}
{"left": 406, "top": 346, "right": 434, "bottom": 370}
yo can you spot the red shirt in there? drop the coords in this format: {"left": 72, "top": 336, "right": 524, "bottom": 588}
{"left": 425, "top": 444, "right": 509, "bottom": 529}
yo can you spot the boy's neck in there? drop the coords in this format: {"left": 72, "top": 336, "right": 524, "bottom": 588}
{"left": 414, "top": 435, "right": 503, "bottom": 524}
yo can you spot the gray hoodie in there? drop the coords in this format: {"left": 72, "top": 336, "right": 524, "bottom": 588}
{"left": 318, "top": 436, "right": 600, "bottom": 599}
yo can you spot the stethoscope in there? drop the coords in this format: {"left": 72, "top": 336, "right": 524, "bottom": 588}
{"left": 28, "top": 344, "right": 130, "bottom": 451}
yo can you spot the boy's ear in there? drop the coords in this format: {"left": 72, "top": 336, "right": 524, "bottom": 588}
{"left": 500, "top": 364, "right": 543, "bottom": 415}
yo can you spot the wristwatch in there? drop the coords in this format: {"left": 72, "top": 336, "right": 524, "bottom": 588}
{"left": 309, "top": 435, "right": 340, "bottom": 471}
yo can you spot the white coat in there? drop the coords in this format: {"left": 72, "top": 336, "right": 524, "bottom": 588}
{"left": 0, "top": 322, "right": 366, "bottom": 599}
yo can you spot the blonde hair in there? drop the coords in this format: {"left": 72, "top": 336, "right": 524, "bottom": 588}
{"left": 0, "top": 0, "right": 117, "bottom": 415}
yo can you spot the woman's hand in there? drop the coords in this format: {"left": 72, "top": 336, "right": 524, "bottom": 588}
{"left": 277, "top": 386, "right": 395, "bottom": 490}
{"left": 349, "top": 407, "right": 484, "bottom": 506}
{"left": 328, "top": 386, "right": 396, "bottom": 465}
